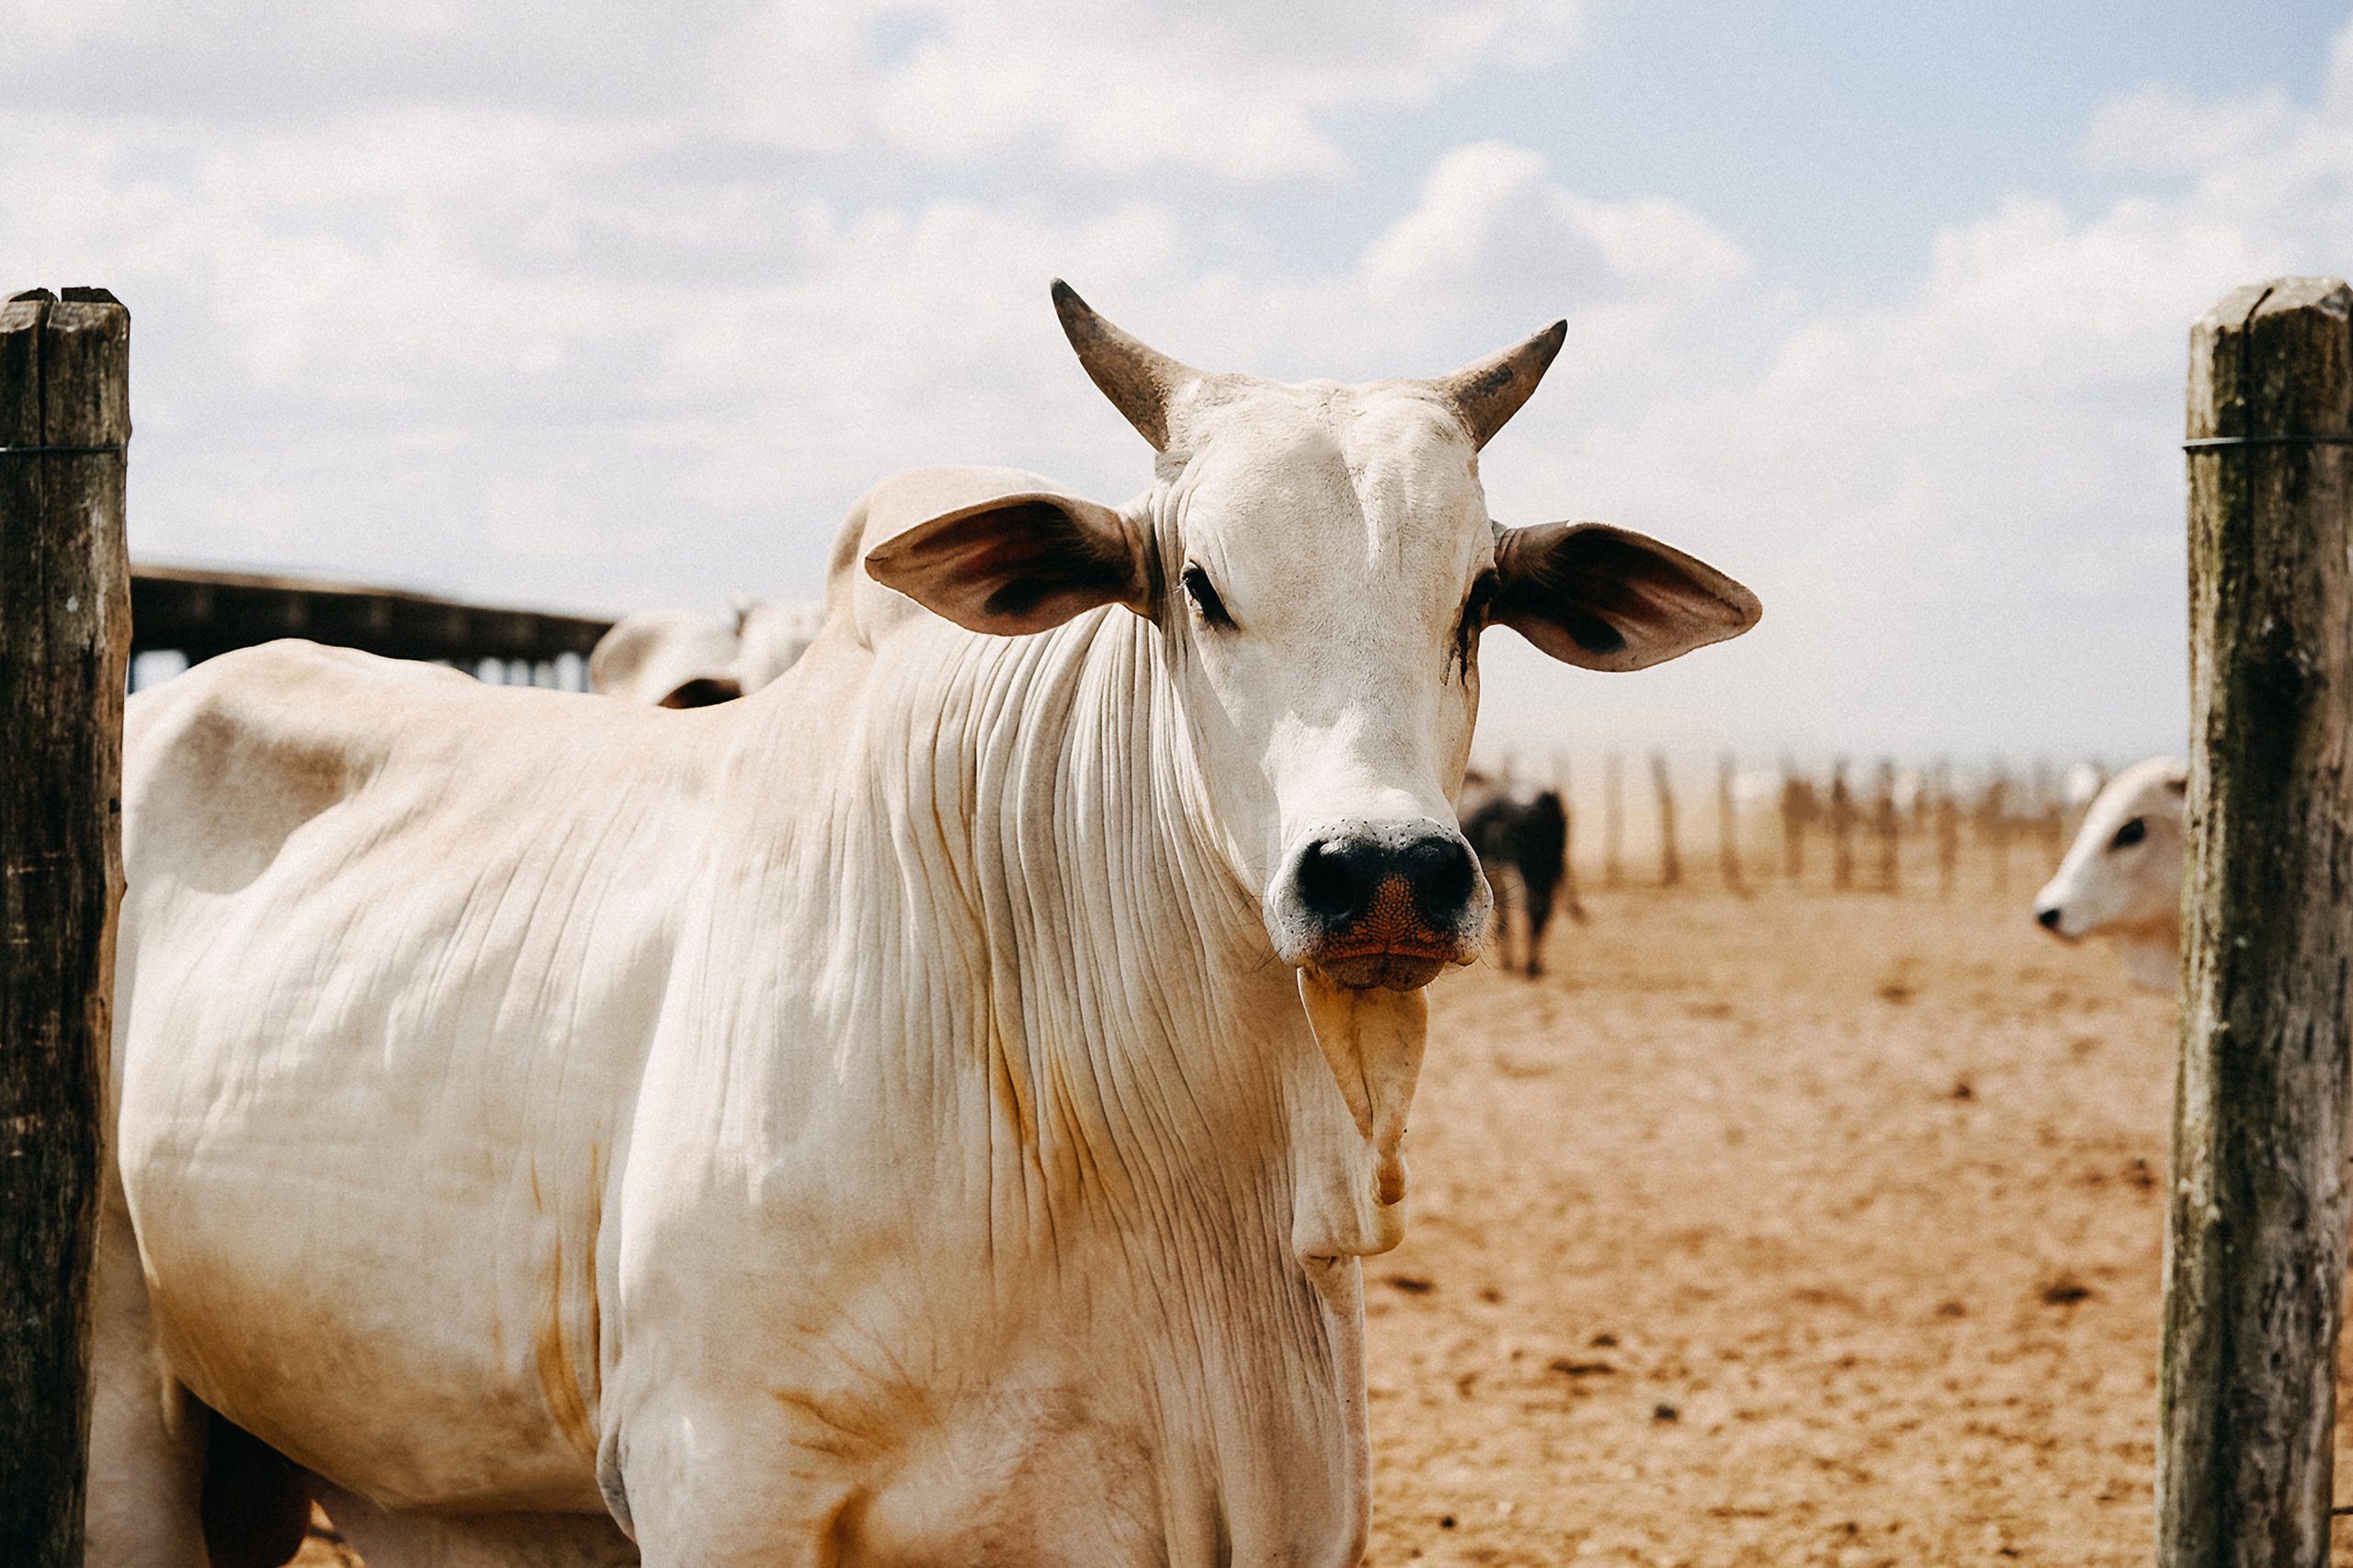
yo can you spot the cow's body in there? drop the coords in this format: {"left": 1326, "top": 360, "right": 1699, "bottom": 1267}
{"left": 96, "top": 290, "right": 1758, "bottom": 1566}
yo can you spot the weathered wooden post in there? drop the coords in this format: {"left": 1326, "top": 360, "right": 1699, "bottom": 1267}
{"left": 1981, "top": 767, "right": 2011, "bottom": 895}
{"left": 1779, "top": 758, "right": 1812, "bottom": 881}
{"left": 1716, "top": 753, "right": 1746, "bottom": 895}
{"left": 1551, "top": 752, "right": 1586, "bottom": 921}
{"left": 1827, "top": 758, "right": 1855, "bottom": 892}
{"left": 1871, "top": 758, "right": 1900, "bottom": 894}
{"left": 0, "top": 288, "right": 131, "bottom": 1566}
{"left": 2158, "top": 277, "right": 2353, "bottom": 1568}
{"left": 1650, "top": 752, "right": 1679, "bottom": 888}
{"left": 1602, "top": 753, "right": 1624, "bottom": 891}
{"left": 1933, "top": 763, "right": 1961, "bottom": 900}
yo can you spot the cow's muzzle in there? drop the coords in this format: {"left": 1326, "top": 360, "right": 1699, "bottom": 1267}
{"left": 1267, "top": 819, "right": 1490, "bottom": 990}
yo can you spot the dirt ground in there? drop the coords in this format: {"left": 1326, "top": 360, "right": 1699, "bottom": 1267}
{"left": 293, "top": 877, "right": 2350, "bottom": 1565}
{"left": 1364, "top": 881, "right": 2220, "bottom": 1566}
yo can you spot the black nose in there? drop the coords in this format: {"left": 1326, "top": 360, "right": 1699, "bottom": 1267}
{"left": 2037, "top": 906, "right": 2063, "bottom": 931}
{"left": 1294, "top": 830, "right": 1480, "bottom": 935}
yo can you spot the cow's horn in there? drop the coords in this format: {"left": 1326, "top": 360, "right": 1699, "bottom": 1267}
{"left": 1428, "top": 320, "right": 1568, "bottom": 450}
{"left": 1051, "top": 280, "right": 1203, "bottom": 452}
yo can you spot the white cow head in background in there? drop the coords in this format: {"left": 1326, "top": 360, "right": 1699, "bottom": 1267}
{"left": 590, "top": 601, "right": 825, "bottom": 708}
{"left": 2033, "top": 755, "right": 2187, "bottom": 991}
{"left": 867, "top": 285, "right": 1760, "bottom": 1244}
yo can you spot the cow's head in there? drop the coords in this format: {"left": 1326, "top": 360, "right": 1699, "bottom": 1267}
{"left": 870, "top": 283, "right": 1759, "bottom": 983}
{"left": 867, "top": 285, "right": 1757, "bottom": 1254}
{"left": 2032, "top": 756, "right": 2186, "bottom": 989}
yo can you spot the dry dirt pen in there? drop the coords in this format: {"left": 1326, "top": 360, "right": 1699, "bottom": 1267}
{"left": 1364, "top": 881, "right": 2254, "bottom": 1566}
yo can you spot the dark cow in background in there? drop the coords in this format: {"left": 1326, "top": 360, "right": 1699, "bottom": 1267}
{"left": 1460, "top": 771, "right": 1579, "bottom": 976}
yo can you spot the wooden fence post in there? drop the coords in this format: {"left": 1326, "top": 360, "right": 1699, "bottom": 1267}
{"left": 1933, "top": 762, "right": 1960, "bottom": 900}
{"left": 1552, "top": 753, "right": 1586, "bottom": 921}
{"left": 1602, "top": 753, "right": 1623, "bottom": 891}
{"left": 1871, "top": 758, "right": 1900, "bottom": 893}
{"left": 1982, "top": 766, "right": 2011, "bottom": 896}
{"left": 1717, "top": 753, "right": 1746, "bottom": 895}
{"left": 1651, "top": 752, "right": 1679, "bottom": 888}
{"left": 1827, "top": 759, "right": 1854, "bottom": 892}
{"left": 1779, "top": 758, "right": 1811, "bottom": 882}
{"left": 2158, "top": 276, "right": 2353, "bottom": 1568}
{"left": 0, "top": 288, "right": 131, "bottom": 1566}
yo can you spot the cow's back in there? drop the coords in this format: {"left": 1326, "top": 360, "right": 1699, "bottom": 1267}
{"left": 115, "top": 642, "right": 716, "bottom": 1510}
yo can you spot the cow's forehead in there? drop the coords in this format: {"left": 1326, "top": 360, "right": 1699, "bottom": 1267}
{"left": 1173, "top": 379, "right": 1486, "bottom": 567}
{"left": 2087, "top": 759, "right": 2188, "bottom": 827}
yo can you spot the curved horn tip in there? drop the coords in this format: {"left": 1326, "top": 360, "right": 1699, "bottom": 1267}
{"left": 1444, "top": 318, "right": 1570, "bottom": 449}
{"left": 1047, "top": 279, "right": 1190, "bottom": 452}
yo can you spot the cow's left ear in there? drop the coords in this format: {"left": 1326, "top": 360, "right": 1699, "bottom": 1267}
{"left": 865, "top": 491, "right": 1152, "bottom": 636}
{"left": 1492, "top": 521, "right": 1760, "bottom": 672}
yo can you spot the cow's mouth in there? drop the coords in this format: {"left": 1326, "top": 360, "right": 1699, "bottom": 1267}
{"left": 1308, "top": 946, "right": 1451, "bottom": 992}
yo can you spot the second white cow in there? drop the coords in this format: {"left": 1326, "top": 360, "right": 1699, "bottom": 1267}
{"left": 589, "top": 601, "right": 826, "bottom": 707}
{"left": 2031, "top": 755, "right": 2187, "bottom": 990}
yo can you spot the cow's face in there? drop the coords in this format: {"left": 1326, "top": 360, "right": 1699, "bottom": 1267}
{"left": 868, "top": 285, "right": 1760, "bottom": 994}
{"left": 2033, "top": 757, "right": 2188, "bottom": 945}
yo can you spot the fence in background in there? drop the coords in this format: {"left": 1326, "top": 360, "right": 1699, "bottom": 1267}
{"left": 1480, "top": 750, "right": 2091, "bottom": 899}
{"left": 130, "top": 563, "right": 612, "bottom": 690}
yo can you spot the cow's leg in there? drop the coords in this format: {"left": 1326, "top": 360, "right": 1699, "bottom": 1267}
{"left": 87, "top": 1199, "right": 208, "bottom": 1568}
{"left": 1524, "top": 877, "right": 1556, "bottom": 978}
{"left": 1490, "top": 866, "right": 1525, "bottom": 974}
{"left": 314, "top": 1485, "right": 638, "bottom": 1568}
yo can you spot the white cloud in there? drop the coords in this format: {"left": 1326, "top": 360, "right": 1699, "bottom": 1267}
{"left": 2, "top": 0, "right": 1594, "bottom": 181}
{"left": 730, "top": 0, "right": 1596, "bottom": 178}
{"left": 1362, "top": 142, "right": 1750, "bottom": 313}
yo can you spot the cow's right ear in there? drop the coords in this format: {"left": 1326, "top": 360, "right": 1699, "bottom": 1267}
{"left": 865, "top": 492, "right": 1152, "bottom": 636}
{"left": 1492, "top": 520, "right": 1760, "bottom": 672}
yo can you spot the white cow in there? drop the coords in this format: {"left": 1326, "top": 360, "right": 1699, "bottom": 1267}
{"left": 2031, "top": 755, "right": 2187, "bottom": 990}
{"left": 95, "top": 284, "right": 1760, "bottom": 1568}
{"left": 589, "top": 601, "right": 826, "bottom": 707}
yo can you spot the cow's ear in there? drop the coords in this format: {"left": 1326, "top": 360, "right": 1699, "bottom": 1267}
{"left": 1492, "top": 521, "right": 1760, "bottom": 672}
{"left": 865, "top": 491, "right": 1152, "bottom": 636}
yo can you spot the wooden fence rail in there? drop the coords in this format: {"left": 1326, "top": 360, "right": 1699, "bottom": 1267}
{"left": 0, "top": 286, "right": 131, "bottom": 1567}
{"left": 131, "top": 563, "right": 612, "bottom": 678}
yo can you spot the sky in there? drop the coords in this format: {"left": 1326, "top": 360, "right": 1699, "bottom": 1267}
{"left": 6, "top": 1, "right": 2353, "bottom": 763}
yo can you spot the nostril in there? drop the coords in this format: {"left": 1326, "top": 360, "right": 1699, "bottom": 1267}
{"left": 1295, "top": 838, "right": 1366, "bottom": 925}
{"left": 1408, "top": 836, "right": 1477, "bottom": 924}
{"left": 2037, "top": 906, "right": 2063, "bottom": 931}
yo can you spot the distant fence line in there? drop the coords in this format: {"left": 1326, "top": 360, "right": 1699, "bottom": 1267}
{"left": 129, "top": 564, "right": 613, "bottom": 691}
{"left": 1489, "top": 753, "right": 2098, "bottom": 898}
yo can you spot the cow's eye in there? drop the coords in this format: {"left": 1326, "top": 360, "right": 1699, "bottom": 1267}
{"left": 2109, "top": 817, "right": 2146, "bottom": 850}
{"left": 1183, "top": 564, "right": 1234, "bottom": 630}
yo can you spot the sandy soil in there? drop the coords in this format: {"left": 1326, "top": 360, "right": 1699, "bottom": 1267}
{"left": 1363, "top": 882, "right": 2198, "bottom": 1566}
{"left": 294, "top": 878, "right": 2348, "bottom": 1565}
